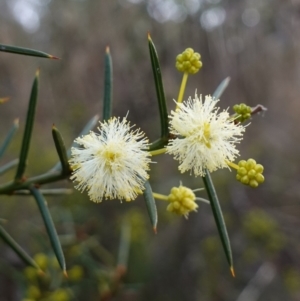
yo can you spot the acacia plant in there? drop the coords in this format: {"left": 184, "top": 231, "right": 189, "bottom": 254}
{"left": 0, "top": 36, "right": 266, "bottom": 281}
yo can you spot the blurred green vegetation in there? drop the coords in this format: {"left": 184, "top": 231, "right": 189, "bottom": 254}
{"left": 1, "top": 0, "right": 300, "bottom": 300}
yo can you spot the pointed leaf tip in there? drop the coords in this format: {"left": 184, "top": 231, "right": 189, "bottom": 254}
{"left": 0, "top": 44, "right": 59, "bottom": 59}
{"left": 30, "top": 187, "right": 66, "bottom": 272}
{"left": 102, "top": 48, "right": 113, "bottom": 121}
{"left": 0, "top": 225, "right": 41, "bottom": 271}
{"left": 148, "top": 32, "right": 151, "bottom": 40}
{"left": 213, "top": 77, "right": 231, "bottom": 100}
{"left": 52, "top": 126, "right": 70, "bottom": 175}
{"left": 37, "top": 269, "right": 45, "bottom": 277}
{"left": 148, "top": 37, "right": 169, "bottom": 143}
{"left": 230, "top": 266, "right": 235, "bottom": 277}
{"left": 202, "top": 171, "right": 233, "bottom": 270}
{"left": 63, "top": 270, "right": 68, "bottom": 278}
{"left": 106, "top": 46, "right": 110, "bottom": 53}
{"left": 153, "top": 227, "right": 157, "bottom": 234}
{"left": 49, "top": 55, "right": 60, "bottom": 60}
{"left": 35, "top": 69, "right": 40, "bottom": 77}
{"left": 14, "top": 71, "right": 39, "bottom": 181}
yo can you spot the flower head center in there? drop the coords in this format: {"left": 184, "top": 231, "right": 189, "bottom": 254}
{"left": 104, "top": 150, "right": 120, "bottom": 162}
{"left": 190, "top": 122, "right": 211, "bottom": 148}
{"left": 99, "top": 145, "right": 123, "bottom": 172}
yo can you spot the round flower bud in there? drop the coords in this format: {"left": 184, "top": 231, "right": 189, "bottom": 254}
{"left": 236, "top": 159, "right": 265, "bottom": 188}
{"left": 27, "top": 285, "right": 41, "bottom": 299}
{"left": 68, "top": 265, "right": 84, "bottom": 282}
{"left": 50, "top": 289, "right": 70, "bottom": 301}
{"left": 23, "top": 267, "right": 37, "bottom": 282}
{"left": 167, "top": 185, "right": 198, "bottom": 218}
{"left": 33, "top": 253, "right": 48, "bottom": 270}
{"left": 233, "top": 103, "right": 252, "bottom": 122}
{"left": 176, "top": 48, "right": 202, "bottom": 74}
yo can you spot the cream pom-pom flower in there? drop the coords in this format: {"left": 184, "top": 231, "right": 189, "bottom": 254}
{"left": 69, "top": 117, "right": 151, "bottom": 202}
{"left": 167, "top": 94, "right": 245, "bottom": 176}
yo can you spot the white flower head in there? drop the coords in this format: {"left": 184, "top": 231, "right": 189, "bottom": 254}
{"left": 167, "top": 93, "right": 245, "bottom": 176}
{"left": 70, "top": 117, "right": 151, "bottom": 202}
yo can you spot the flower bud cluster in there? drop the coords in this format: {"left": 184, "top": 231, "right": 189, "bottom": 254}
{"left": 167, "top": 185, "right": 198, "bottom": 217}
{"left": 176, "top": 48, "right": 202, "bottom": 74}
{"left": 233, "top": 103, "right": 252, "bottom": 122}
{"left": 236, "top": 159, "right": 264, "bottom": 188}
{"left": 22, "top": 252, "right": 83, "bottom": 301}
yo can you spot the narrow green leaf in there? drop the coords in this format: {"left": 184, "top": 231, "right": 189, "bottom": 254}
{"left": 0, "top": 119, "right": 19, "bottom": 159}
{"left": 48, "top": 115, "right": 99, "bottom": 173}
{"left": 148, "top": 34, "right": 169, "bottom": 145}
{"left": 0, "top": 225, "right": 41, "bottom": 271}
{"left": 0, "top": 159, "right": 19, "bottom": 176}
{"left": 29, "top": 186, "right": 66, "bottom": 272}
{"left": 15, "top": 70, "right": 39, "bottom": 182}
{"left": 0, "top": 44, "right": 59, "bottom": 59}
{"left": 52, "top": 126, "right": 70, "bottom": 175}
{"left": 213, "top": 77, "right": 231, "bottom": 100}
{"left": 117, "top": 219, "right": 131, "bottom": 268}
{"left": 210, "top": 76, "right": 233, "bottom": 276}
{"left": 143, "top": 180, "right": 158, "bottom": 232}
{"left": 103, "top": 47, "right": 113, "bottom": 121}
{"left": 202, "top": 171, "right": 233, "bottom": 273}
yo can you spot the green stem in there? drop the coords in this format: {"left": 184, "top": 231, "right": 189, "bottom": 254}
{"left": 176, "top": 72, "right": 188, "bottom": 109}
{"left": 0, "top": 159, "right": 19, "bottom": 176}
{"left": 195, "top": 197, "right": 210, "bottom": 204}
{"left": 152, "top": 192, "right": 168, "bottom": 201}
{"left": 149, "top": 148, "right": 166, "bottom": 156}
{"left": 226, "top": 160, "right": 239, "bottom": 170}
{"left": 0, "top": 171, "right": 67, "bottom": 194}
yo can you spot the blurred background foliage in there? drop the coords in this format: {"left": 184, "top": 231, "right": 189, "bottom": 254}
{"left": 1, "top": 0, "right": 300, "bottom": 300}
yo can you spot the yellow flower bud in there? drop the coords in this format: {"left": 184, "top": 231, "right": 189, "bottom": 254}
{"left": 176, "top": 48, "right": 202, "bottom": 74}
{"left": 236, "top": 159, "right": 265, "bottom": 188}
{"left": 68, "top": 265, "right": 84, "bottom": 282}
{"left": 50, "top": 289, "right": 70, "bottom": 301}
{"left": 33, "top": 253, "right": 48, "bottom": 270}
{"left": 256, "top": 173, "right": 265, "bottom": 183}
{"left": 23, "top": 267, "right": 37, "bottom": 282}
{"left": 27, "top": 285, "right": 41, "bottom": 299}
{"left": 167, "top": 185, "right": 198, "bottom": 218}
{"left": 233, "top": 103, "right": 252, "bottom": 122}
